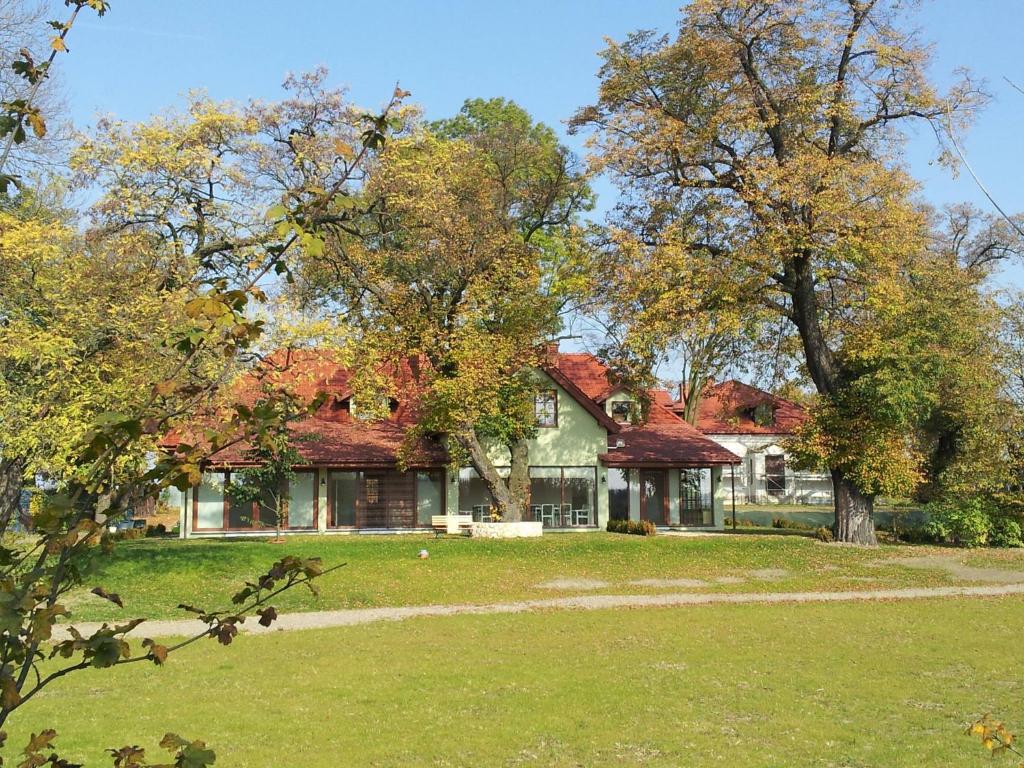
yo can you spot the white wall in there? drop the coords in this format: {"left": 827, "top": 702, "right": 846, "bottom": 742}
{"left": 481, "top": 371, "right": 610, "bottom": 526}
{"left": 705, "top": 434, "right": 833, "bottom": 505}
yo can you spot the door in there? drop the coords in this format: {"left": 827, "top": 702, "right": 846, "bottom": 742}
{"left": 359, "top": 473, "right": 387, "bottom": 528}
{"left": 357, "top": 471, "right": 416, "bottom": 529}
{"left": 639, "top": 470, "right": 667, "bottom": 526}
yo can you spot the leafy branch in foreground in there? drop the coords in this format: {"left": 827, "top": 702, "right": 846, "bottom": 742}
{"left": 967, "top": 715, "right": 1023, "bottom": 765}
{"left": 0, "top": 543, "right": 342, "bottom": 766}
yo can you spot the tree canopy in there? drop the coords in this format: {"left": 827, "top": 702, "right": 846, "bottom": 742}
{"left": 570, "top": 0, "right": 1006, "bottom": 542}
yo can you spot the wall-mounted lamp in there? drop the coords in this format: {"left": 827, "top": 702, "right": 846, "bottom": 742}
{"left": 450, "top": 474, "right": 457, "bottom": 484}
{"left": 600, "top": 474, "right": 607, "bottom": 484}
{"left": 320, "top": 476, "right": 326, "bottom": 486}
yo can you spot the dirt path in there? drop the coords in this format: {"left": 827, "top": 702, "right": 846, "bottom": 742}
{"left": 54, "top": 583, "right": 1024, "bottom": 640}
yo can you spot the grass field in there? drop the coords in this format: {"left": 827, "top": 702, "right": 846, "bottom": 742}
{"left": 10, "top": 596, "right": 1023, "bottom": 767}
{"left": 64, "top": 532, "right": 1024, "bottom": 623}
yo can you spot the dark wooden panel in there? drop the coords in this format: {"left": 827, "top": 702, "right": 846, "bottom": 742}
{"left": 357, "top": 470, "right": 416, "bottom": 529}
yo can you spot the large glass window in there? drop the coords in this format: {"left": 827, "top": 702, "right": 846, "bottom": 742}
{"left": 529, "top": 467, "right": 596, "bottom": 528}
{"left": 458, "top": 468, "right": 496, "bottom": 520}
{"left": 640, "top": 470, "right": 666, "bottom": 525}
{"left": 535, "top": 390, "right": 558, "bottom": 427}
{"left": 680, "top": 468, "right": 713, "bottom": 526}
{"left": 226, "top": 472, "right": 284, "bottom": 530}
{"left": 288, "top": 472, "right": 316, "bottom": 528}
{"left": 330, "top": 471, "right": 358, "bottom": 527}
{"left": 765, "top": 455, "right": 786, "bottom": 497}
{"left": 608, "top": 468, "right": 630, "bottom": 521}
{"left": 196, "top": 472, "right": 225, "bottom": 529}
{"left": 416, "top": 471, "right": 444, "bottom": 526}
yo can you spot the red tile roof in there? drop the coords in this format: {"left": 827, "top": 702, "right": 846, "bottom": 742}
{"left": 167, "top": 347, "right": 740, "bottom": 468}
{"left": 550, "top": 352, "right": 739, "bottom": 466}
{"left": 166, "top": 349, "right": 447, "bottom": 468}
{"left": 689, "top": 380, "right": 807, "bottom": 435}
{"left": 548, "top": 351, "right": 615, "bottom": 400}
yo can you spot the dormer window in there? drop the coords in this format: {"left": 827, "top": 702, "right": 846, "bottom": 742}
{"left": 610, "top": 400, "right": 632, "bottom": 424}
{"left": 348, "top": 396, "right": 399, "bottom": 421}
{"left": 535, "top": 390, "right": 558, "bottom": 427}
{"left": 750, "top": 402, "right": 775, "bottom": 427}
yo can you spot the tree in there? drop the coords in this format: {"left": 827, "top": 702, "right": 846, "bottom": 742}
{"left": 0, "top": 191, "right": 224, "bottom": 533}
{"left": 583, "top": 224, "right": 767, "bottom": 424}
{"left": 571, "top": 0, "right": 986, "bottom": 543}
{"left": 0, "top": 19, "right": 402, "bottom": 756}
{"left": 297, "top": 100, "right": 591, "bottom": 521}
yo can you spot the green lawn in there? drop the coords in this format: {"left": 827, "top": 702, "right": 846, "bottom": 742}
{"left": 64, "top": 533, "right": 1024, "bottom": 623}
{"left": 10, "top": 597, "right": 1023, "bottom": 766}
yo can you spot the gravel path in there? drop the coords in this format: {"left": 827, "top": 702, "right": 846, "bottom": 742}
{"left": 54, "top": 583, "right": 1024, "bottom": 640}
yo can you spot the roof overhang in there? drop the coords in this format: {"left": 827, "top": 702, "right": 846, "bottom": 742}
{"left": 542, "top": 364, "right": 621, "bottom": 433}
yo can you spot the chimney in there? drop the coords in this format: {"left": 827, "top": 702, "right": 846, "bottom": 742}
{"left": 544, "top": 340, "right": 559, "bottom": 362}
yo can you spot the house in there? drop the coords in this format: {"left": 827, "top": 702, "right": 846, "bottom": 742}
{"left": 672, "top": 380, "right": 834, "bottom": 505}
{"left": 172, "top": 346, "right": 741, "bottom": 536}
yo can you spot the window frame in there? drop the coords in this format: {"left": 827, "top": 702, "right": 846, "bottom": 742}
{"left": 764, "top": 454, "right": 786, "bottom": 497}
{"left": 610, "top": 400, "right": 632, "bottom": 424}
{"left": 534, "top": 389, "right": 558, "bottom": 428}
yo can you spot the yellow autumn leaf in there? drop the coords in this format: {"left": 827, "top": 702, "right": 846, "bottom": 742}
{"left": 27, "top": 113, "right": 46, "bottom": 139}
{"left": 50, "top": 36, "right": 66, "bottom": 52}
{"left": 333, "top": 138, "right": 354, "bottom": 160}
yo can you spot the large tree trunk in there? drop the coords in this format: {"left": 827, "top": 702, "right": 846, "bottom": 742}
{"left": 832, "top": 469, "right": 876, "bottom": 545}
{"left": 506, "top": 438, "right": 531, "bottom": 523}
{"left": 0, "top": 457, "right": 26, "bottom": 536}
{"left": 788, "top": 254, "right": 879, "bottom": 544}
{"left": 455, "top": 428, "right": 528, "bottom": 522}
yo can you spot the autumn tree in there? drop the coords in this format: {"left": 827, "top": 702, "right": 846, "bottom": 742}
{"left": 296, "top": 99, "right": 591, "bottom": 521}
{"left": 583, "top": 225, "right": 768, "bottom": 424}
{"left": 0, "top": 33, "right": 401, "bottom": 760}
{"left": 571, "top": 0, "right": 988, "bottom": 543}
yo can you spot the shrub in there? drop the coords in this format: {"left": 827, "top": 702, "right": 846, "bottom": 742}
{"left": 990, "top": 517, "right": 1024, "bottom": 549}
{"left": 899, "top": 526, "right": 940, "bottom": 545}
{"left": 814, "top": 526, "right": 834, "bottom": 543}
{"left": 606, "top": 518, "right": 656, "bottom": 536}
{"left": 146, "top": 522, "right": 167, "bottom": 538}
{"left": 771, "top": 517, "right": 814, "bottom": 531}
{"left": 925, "top": 496, "right": 994, "bottom": 548}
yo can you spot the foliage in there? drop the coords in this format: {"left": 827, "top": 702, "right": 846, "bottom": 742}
{"left": 296, "top": 99, "right": 591, "bottom": 521}
{"left": 923, "top": 496, "right": 1005, "bottom": 548}
{"left": 991, "top": 518, "right": 1024, "bottom": 550}
{"left": 606, "top": 518, "right": 656, "bottom": 536}
{"left": 966, "top": 715, "right": 1022, "bottom": 763}
{"left": 0, "top": 193, "right": 215, "bottom": 528}
{"left": 0, "top": 0, "right": 108, "bottom": 194}
{"left": 569, "top": 0, "right": 1003, "bottom": 544}
{"left": 0, "top": 12, "right": 401, "bottom": 760}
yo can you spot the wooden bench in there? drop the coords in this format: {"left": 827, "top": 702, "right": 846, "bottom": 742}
{"left": 430, "top": 514, "right": 474, "bottom": 537}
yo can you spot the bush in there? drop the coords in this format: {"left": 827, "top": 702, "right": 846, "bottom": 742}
{"left": 146, "top": 522, "right": 167, "bottom": 538}
{"left": 990, "top": 517, "right": 1024, "bottom": 549}
{"left": 606, "top": 518, "right": 657, "bottom": 536}
{"left": 771, "top": 517, "right": 814, "bottom": 531}
{"left": 814, "top": 526, "right": 834, "bottom": 543}
{"left": 925, "top": 497, "right": 995, "bottom": 548}
{"left": 110, "top": 527, "right": 146, "bottom": 542}
{"left": 898, "top": 526, "right": 940, "bottom": 545}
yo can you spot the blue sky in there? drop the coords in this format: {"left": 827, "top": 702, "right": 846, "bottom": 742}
{"left": 55, "top": 0, "right": 1024, "bottom": 286}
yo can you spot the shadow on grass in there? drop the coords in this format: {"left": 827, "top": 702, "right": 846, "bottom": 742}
{"left": 720, "top": 527, "right": 816, "bottom": 538}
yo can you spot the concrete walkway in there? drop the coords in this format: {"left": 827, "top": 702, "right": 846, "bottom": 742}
{"left": 55, "top": 583, "right": 1024, "bottom": 640}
